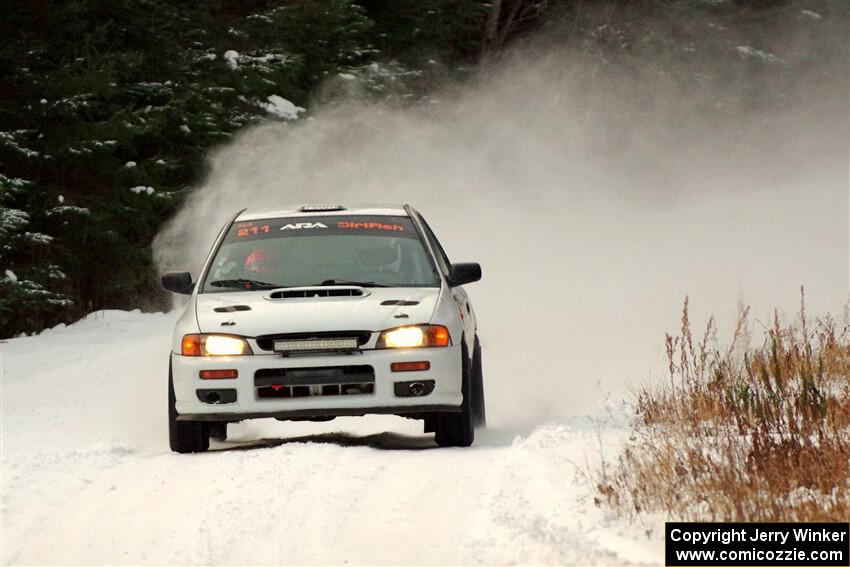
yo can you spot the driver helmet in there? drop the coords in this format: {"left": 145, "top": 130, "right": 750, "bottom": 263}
{"left": 244, "top": 248, "right": 278, "bottom": 274}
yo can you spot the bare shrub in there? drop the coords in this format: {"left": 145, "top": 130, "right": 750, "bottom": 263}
{"left": 600, "top": 290, "right": 850, "bottom": 522}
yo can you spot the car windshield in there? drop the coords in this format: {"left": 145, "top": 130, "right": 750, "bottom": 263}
{"left": 201, "top": 215, "right": 440, "bottom": 292}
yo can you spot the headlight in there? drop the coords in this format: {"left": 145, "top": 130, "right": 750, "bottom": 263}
{"left": 181, "top": 334, "right": 253, "bottom": 356}
{"left": 376, "top": 325, "right": 450, "bottom": 348}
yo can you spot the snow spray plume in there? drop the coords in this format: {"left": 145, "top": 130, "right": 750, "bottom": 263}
{"left": 155, "top": 3, "right": 848, "bottom": 430}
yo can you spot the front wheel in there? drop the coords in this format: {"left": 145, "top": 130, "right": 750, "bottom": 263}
{"left": 434, "top": 340, "right": 475, "bottom": 447}
{"left": 168, "top": 360, "right": 210, "bottom": 453}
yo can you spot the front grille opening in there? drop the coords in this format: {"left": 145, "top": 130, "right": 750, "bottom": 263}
{"left": 256, "top": 383, "right": 374, "bottom": 399}
{"left": 255, "top": 365, "right": 375, "bottom": 399}
{"left": 255, "top": 331, "right": 372, "bottom": 352}
{"left": 259, "top": 385, "right": 291, "bottom": 398}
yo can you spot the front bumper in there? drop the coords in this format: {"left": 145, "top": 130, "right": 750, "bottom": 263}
{"left": 171, "top": 346, "right": 463, "bottom": 421}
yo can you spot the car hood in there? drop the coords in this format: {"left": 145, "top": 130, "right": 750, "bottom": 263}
{"left": 194, "top": 286, "right": 441, "bottom": 337}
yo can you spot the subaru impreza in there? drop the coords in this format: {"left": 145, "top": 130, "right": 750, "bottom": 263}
{"left": 162, "top": 205, "right": 484, "bottom": 452}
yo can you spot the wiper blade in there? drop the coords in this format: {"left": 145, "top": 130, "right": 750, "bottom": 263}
{"left": 209, "top": 278, "right": 282, "bottom": 290}
{"left": 318, "top": 279, "right": 388, "bottom": 288}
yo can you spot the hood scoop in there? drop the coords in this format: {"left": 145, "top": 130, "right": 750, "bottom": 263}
{"left": 266, "top": 286, "right": 369, "bottom": 300}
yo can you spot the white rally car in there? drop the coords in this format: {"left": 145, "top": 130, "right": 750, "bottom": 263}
{"left": 162, "top": 205, "right": 484, "bottom": 452}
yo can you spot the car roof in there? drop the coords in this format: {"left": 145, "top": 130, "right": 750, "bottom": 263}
{"left": 235, "top": 204, "right": 409, "bottom": 222}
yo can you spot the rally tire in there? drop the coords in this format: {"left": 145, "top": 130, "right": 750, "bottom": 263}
{"left": 471, "top": 335, "right": 486, "bottom": 427}
{"left": 168, "top": 360, "right": 210, "bottom": 453}
{"left": 434, "top": 340, "right": 475, "bottom": 447}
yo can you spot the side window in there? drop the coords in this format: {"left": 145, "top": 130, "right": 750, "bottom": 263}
{"left": 417, "top": 214, "right": 452, "bottom": 276}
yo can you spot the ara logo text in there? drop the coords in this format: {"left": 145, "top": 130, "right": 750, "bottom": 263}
{"left": 280, "top": 222, "right": 328, "bottom": 230}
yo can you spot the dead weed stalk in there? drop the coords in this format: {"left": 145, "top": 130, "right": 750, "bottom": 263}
{"left": 600, "top": 290, "right": 850, "bottom": 522}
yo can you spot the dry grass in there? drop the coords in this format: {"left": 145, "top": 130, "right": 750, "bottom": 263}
{"left": 599, "top": 290, "right": 850, "bottom": 522}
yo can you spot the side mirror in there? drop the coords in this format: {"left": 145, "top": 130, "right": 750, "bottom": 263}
{"left": 447, "top": 263, "right": 481, "bottom": 286}
{"left": 162, "top": 271, "right": 194, "bottom": 295}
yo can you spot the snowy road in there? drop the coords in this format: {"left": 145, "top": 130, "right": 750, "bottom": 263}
{"left": 1, "top": 311, "right": 660, "bottom": 564}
